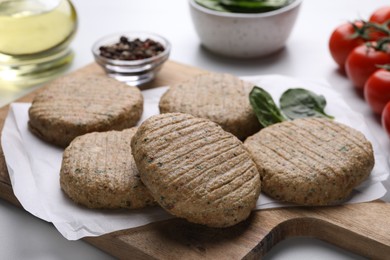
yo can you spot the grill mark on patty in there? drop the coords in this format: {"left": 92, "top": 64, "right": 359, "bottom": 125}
{"left": 33, "top": 94, "right": 135, "bottom": 104}
{"left": 143, "top": 121, "right": 214, "bottom": 156}
{"left": 268, "top": 124, "right": 354, "bottom": 167}
{"left": 197, "top": 147, "right": 248, "bottom": 189}
{"left": 31, "top": 111, "right": 129, "bottom": 123}
{"left": 215, "top": 173, "right": 259, "bottom": 207}
{"left": 139, "top": 115, "right": 192, "bottom": 142}
{"left": 172, "top": 87, "right": 246, "bottom": 119}
{"left": 106, "top": 133, "right": 116, "bottom": 189}
{"left": 183, "top": 154, "right": 255, "bottom": 205}
{"left": 282, "top": 122, "right": 343, "bottom": 151}
{"left": 259, "top": 141, "right": 318, "bottom": 179}
{"left": 274, "top": 124, "right": 349, "bottom": 166}
{"left": 205, "top": 176, "right": 259, "bottom": 213}
{"left": 31, "top": 103, "right": 133, "bottom": 115}
{"left": 160, "top": 135, "right": 236, "bottom": 185}
{"left": 182, "top": 151, "right": 249, "bottom": 195}
{"left": 302, "top": 119, "right": 367, "bottom": 150}
{"left": 306, "top": 120, "right": 375, "bottom": 175}
{"left": 207, "top": 161, "right": 256, "bottom": 197}
{"left": 263, "top": 128, "right": 347, "bottom": 181}
{"left": 166, "top": 138, "right": 240, "bottom": 184}
{"left": 311, "top": 119, "right": 372, "bottom": 157}
{"left": 33, "top": 91, "right": 138, "bottom": 107}
{"left": 156, "top": 130, "right": 227, "bottom": 167}
{"left": 163, "top": 74, "right": 244, "bottom": 110}
{"left": 282, "top": 122, "right": 365, "bottom": 169}
{"left": 151, "top": 119, "right": 220, "bottom": 152}
{"left": 256, "top": 137, "right": 335, "bottom": 185}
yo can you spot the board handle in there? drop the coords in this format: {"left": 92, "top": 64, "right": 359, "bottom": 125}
{"left": 244, "top": 201, "right": 390, "bottom": 259}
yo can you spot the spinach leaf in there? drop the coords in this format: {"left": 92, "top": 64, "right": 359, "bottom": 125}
{"left": 220, "top": 0, "right": 290, "bottom": 13}
{"left": 279, "top": 88, "right": 334, "bottom": 120}
{"left": 249, "top": 86, "right": 286, "bottom": 127}
{"left": 195, "top": 0, "right": 290, "bottom": 13}
{"left": 195, "top": 0, "right": 229, "bottom": 12}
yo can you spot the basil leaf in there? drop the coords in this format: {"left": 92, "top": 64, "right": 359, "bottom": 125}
{"left": 279, "top": 88, "right": 334, "bottom": 120}
{"left": 249, "top": 86, "right": 286, "bottom": 127}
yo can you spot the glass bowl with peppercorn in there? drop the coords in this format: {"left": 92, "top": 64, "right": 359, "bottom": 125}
{"left": 92, "top": 32, "right": 171, "bottom": 86}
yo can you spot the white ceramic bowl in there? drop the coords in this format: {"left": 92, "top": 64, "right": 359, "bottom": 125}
{"left": 189, "top": 0, "right": 302, "bottom": 58}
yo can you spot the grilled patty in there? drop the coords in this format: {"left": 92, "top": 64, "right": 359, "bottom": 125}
{"left": 60, "top": 128, "right": 155, "bottom": 209}
{"left": 131, "top": 113, "right": 261, "bottom": 227}
{"left": 159, "top": 73, "right": 261, "bottom": 140}
{"left": 244, "top": 118, "right": 374, "bottom": 206}
{"left": 28, "top": 73, "right": 143, "bottom": 147}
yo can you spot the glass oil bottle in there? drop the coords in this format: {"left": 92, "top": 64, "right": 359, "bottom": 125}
{"left": 0, "top": 0, "right": 78, "bottom": 88}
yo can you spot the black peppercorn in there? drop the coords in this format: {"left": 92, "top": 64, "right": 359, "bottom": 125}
{"left": 99, "top": 36, "right": 165, "bottom": 61}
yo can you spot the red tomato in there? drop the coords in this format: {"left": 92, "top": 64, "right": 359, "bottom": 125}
{"left": 381, "top": 101, "right": 390, "bottom": 138}
{"left": 369, "top": 6, "right": 390, "bottom": 24}
{"left": 364, "top": 68, "right": 390, "bottom": 114}
{"left": 345, "top": 43, "right": 390, "bottom": 90}
{"left": 329, "top": 22, "right": 366, "bottom": 69}
{"left": 369, "top": 6, "right": 390, "bottom": 39}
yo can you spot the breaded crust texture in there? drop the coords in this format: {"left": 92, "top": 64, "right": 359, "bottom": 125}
{"left": 60, "top": 128, "right": 155, "bottom": 209}
{"left": 131, "top": 113, "right": 261, "bottom": 227}
{"left": 159, "top": 73, "right": 261, "bottom": 140}
{"left": 244, "top": 118, "right": 375, "bottom": 206}
{"left": 28, "top": 73, "right": 143, "bottom": 147}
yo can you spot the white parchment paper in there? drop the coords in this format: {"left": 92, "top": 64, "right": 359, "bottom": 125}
{"left": 1, "top": 75, "right": 388, "bottom": 240}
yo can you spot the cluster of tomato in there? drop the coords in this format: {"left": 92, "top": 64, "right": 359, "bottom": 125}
{"left": 329, "top": 6, "right": 390, "bottom": 136}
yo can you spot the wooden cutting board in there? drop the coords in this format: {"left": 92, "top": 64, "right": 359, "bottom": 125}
{"left": 0, "top": 61, "right": 389, "bottom": 259}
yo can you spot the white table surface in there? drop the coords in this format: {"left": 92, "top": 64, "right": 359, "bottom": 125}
{"left": 1, "top": 0, "right": 389, "bottom": 259}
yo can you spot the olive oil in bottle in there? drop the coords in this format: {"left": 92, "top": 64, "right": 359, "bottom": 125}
{"left": 0, "top": 0, "right": 78, "bottom": 87}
